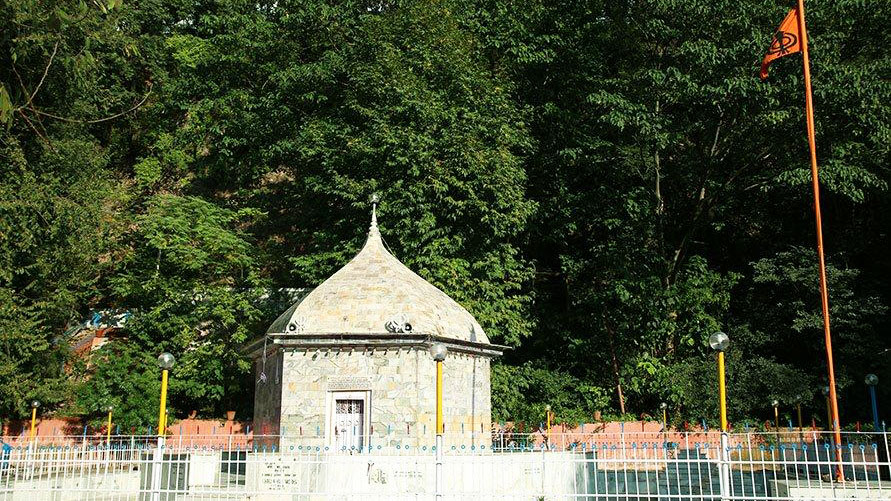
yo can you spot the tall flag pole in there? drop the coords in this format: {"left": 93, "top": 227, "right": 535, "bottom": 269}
{"left": 761, "top": 0, "right": 844, "bottom": 480}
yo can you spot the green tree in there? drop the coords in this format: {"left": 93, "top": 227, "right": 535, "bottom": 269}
{"left": 1, "top": 0, "right": 888, "bottom": 427}
{"left": 84, "top": 195, "right": 266, "bottom": 420}
{"left": 474, "top": 0, "right": 890, "bottom": 421}
{"left": 74, "top": 342, "right": 161, "bottom": 431}
{"left": 0, "top": 0, "right": 141, "bottom": 416}
{"left": 142, "top": 0, "right": 537, "bottom": 345}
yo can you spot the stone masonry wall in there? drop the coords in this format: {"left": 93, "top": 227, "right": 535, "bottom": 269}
{"left": 272, "top": 347, "right": 492, "bottom": 449}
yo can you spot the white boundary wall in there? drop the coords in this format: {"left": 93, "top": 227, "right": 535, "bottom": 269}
{"left": 1, "top": 431, "right": 889, "bottom": 500}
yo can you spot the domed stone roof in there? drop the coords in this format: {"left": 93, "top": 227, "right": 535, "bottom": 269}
{"left": 267, "top": 210, "right": 488, "bottom": 344}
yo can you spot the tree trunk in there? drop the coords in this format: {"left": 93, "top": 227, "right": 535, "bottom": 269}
{"left": 604, "top": 317, "right": 626, "bottom": 415}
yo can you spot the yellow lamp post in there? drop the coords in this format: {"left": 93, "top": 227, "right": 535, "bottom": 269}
{"left": 105, "top": 405, "right": 114, "bottom": 448}
{"left": 660, "top": 402, "right": 668, "bottom": 432}
{"left": 708, "top": 332, "right": 731, "bottom": 501}
{"left": 708, "top": 332, "right": 730, "bottom": 432}
{"left": 772, "top": 399, "right": 780, "bottom": 430}
{"left": 429, "top": 342, "right": 447, "bottom": 501}
{"left": 29, "top": 400, "right": 40, "bottom": 442}
{"left": 150, "top": 353, "right": 175, "bottom": 501}
{"left": 157, "top": 353, "right": 176, "bottom": 438}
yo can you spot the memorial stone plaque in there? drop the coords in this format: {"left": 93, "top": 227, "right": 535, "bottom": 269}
{"left": 327, "top": 376, "right": 371, "bottom": 390}
{"left": 250, "top": 456, "right": 317, "bottom": 492}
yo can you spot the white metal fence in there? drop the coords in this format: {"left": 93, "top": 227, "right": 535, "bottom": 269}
{"left": 0, "top": 430, "right": 888, "bottom": 500}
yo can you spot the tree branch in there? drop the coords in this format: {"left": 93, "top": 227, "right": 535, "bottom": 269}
{"left": 32, "top": 84, "right": 153, "bottom": 124}
{"left": 16, "top": 109, "right": 55, "bottom": 151}
{"left": 24, "top": 40, "right": 60, "bottom": 109}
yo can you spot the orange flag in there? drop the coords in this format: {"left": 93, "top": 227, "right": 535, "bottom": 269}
{"left": 760, "top": 8, "right": 802, "bottom": 80}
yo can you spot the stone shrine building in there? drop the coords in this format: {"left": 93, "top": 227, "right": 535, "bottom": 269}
{"left": 249, "top": 206, "right": 505, "bottom": 450}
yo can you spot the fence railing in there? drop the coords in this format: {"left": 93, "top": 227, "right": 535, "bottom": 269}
{"left": 0, "top": 430, "right": 888, "bottom": 500}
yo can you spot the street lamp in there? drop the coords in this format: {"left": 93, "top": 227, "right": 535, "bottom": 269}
{"left": 708, "top": 332, "right": 730, "bottom": 432}
{"left": 29, "top": 400, "right": 40, "bottom": 441}
{"left": 708, "top": 332, "right": 731, "bottom": 499}
{"left": 865, "top": 374, "right": 880, "bottom": 432}
{"left": 771, "top": 399, "right": 780, "bottom": 430}
{"left": 708, "top": 332, "right": 730, "bottom": 351}
{"left": 660, "top": 402, "right": 668, "bottom": 432}
{"left": 428, "top": 342, "right": 447, "bottom": 501}
{"left": 105, "top": 405, "right": 114, "bottom": 448}
{"left": 157, "top": 353, "right": 175, "bottom": 438}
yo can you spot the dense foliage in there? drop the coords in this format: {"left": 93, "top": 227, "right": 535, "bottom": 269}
{"left": 1, "top": 0, "right": 888, "bottom": 429}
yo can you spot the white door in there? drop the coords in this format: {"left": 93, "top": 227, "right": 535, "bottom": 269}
{"left": 334, "top": 398, "right": 364, "bottom": 450}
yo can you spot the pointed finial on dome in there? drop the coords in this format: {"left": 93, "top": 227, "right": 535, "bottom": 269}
{"left": 369, "top": 193, "right": 380, "bottom": 234}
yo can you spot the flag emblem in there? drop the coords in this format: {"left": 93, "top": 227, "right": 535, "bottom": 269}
{"left": 767, "top": 30, "right": 798, "bottom": 56}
